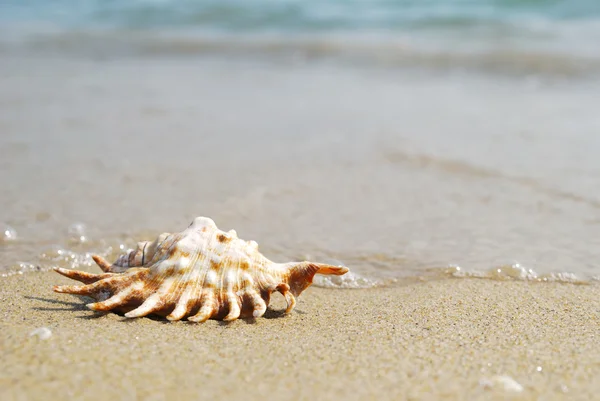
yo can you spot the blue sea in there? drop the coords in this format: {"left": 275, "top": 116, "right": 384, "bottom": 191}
{"left": 1, "top": 0, "right": 600, "bottom": 76}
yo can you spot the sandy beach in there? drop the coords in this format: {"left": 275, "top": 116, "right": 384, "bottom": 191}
{"left": 1, "top": 272, "right": 598, "bottom": 400}
{"left": 2, "top": 5, "right": 600, "bottom": 399}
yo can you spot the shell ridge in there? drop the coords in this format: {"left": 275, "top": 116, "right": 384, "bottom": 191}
{"left": 231, "top": 249, "right": 242, "bottom": 300}
{"left": 249, "top": 259, "right": 269, "bottom": 305}
{"left": 188, "top": 225, "right": 220, "bottom": 322}
{"left": 174, "top": 240, "right": 206, "bottom": 318}
{"left": 145, "top": 232, "right": 171, "bottom": 266}
{"left": 166, "top": 233, "right": 206, "bottom": 322}
{"left": 257, "top": 256, "right": 279, "bottom": 292}
{"left": 190, "top": 226, "right": 220, "bottom": 321}
{"left": 124, "top": 233, "right": 186, "bottom": 318}
{"left": 213, "top": 238, "right": 227, "bottom": 319}
{"left": 167, "top": 232, "right": 203, "bottom": 306}
{"left": 124, "top": 292, "right": 162, "bottom": 318}
{"left": 233, "top": 247, "right": 247, "bottom": 314}
{"left": 88, "top": 286, "right": 136, "bottom": 311}
{"left": 215, "top": 238, "right": 233, "bottom": 320}
{"left": 239, "top": 258, "right": 269, "bottom": 319}
{"left": 266, "top": 262, "right": 288, "bottom": 295}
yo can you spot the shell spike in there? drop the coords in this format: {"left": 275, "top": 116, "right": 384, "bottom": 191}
{"left": 275, "top": 283, "right": 296, "bottom": 313}
{"left": 92, "top": 255, "right": 113, "bottom": 272}
{"left": 53, "top": 266, "right": 113, "bottom": 284}
{"left": 285, "top": 261, "right": 349, "bottom": 297}
{"left": 223, "top": 295, "right": 241, "bottom": 321}
{"left": 124, "top": 294, "right": 164, "bottom": 318}
{"left": 312, "top": 263, "right": 349, "bottom": 276}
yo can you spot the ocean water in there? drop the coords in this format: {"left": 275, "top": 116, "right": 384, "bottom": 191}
{"left": 1, "top": 0, "right": 600, "bottom": 76}
{"left": 1, "top": 1, "right": 599, "bottom": 286}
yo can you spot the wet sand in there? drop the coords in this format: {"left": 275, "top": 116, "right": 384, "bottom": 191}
{"left": 2, "top": 56, "right": 600, "bottom": 281}
{"left": 1, "top": 272, "right": 598, "bottom": 400}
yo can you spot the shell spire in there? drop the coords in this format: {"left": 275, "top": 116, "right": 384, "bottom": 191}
{"left": 53, "top": 217, "right": 349, "bottom": 322}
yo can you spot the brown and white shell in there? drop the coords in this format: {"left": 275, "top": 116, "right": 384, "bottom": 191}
{"left": 53, "top": 217, "right": 349, "bottom": 322}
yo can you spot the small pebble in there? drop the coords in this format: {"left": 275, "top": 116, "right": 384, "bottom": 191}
{"left": 29, "top": 327, "right": 52, "bottom": 340}
{"left": 480, "top": 375, "right": 524, "bottom": 392}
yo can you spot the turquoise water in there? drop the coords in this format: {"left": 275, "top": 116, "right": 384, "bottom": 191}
{"left": 2, "top": 0, "right": 600, "bottom": 32}
{"left": 1, "top": 1, "right": 600, "bottom": 76}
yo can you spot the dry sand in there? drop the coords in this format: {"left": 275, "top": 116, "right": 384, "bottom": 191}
{"left": 1, "top": 272, "right": 598, "bottom": 400}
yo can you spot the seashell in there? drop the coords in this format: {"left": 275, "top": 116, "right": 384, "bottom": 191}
{"left": 53, "top": 217, "right": 349, "bottom": 322}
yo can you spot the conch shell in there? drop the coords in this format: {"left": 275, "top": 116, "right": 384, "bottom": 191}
{"left": 53, "top": 217, "right": 348, "bottom": 322}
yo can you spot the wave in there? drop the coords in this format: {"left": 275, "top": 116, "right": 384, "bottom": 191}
{"left": 2, "top": 30, "right": 600, "bottom": 77}
{"left": 3, "top": 0, "right": 600, "bottom": 32}
{"left": 437, "top": 263, "right": 597, "bottom": 285}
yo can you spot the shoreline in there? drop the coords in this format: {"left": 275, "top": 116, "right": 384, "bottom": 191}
{"left": 1, "top": 272, "right": 598, "bottom": 400}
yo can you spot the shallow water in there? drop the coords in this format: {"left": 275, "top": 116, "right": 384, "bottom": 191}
{"left": 2, "top": 0, "right": 600, "bottom": 78}
{"left": 1, "top": 53, "right": 599, "bottom": 285}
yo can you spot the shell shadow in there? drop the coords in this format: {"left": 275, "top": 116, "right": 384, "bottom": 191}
{"left": 263, "top": 309, "right": 290, "bottom": 319}
{"left": 29, "top": 295, "right": 299, "bottom": 324}
{"left": 26, "top": 294, "right": 108, "bottom": 320}
{"left": 26, "top": 295, "right": 89, "bottom": 312}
